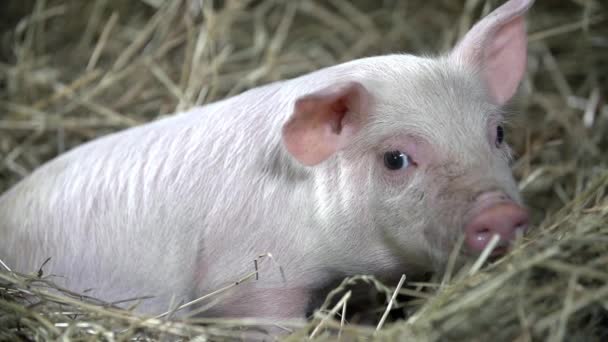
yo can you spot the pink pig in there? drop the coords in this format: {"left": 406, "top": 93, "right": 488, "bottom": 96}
{"left": 0, "top": 0, "right": 532, "bottom": 319}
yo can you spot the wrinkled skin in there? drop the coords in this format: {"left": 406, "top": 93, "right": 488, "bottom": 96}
{"left": 0, "top": 0, "right": 533, "bottom": 320}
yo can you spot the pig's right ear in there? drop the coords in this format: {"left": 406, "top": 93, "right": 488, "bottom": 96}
{"left": 282, "top": 81, "right": 369, "bottom": 166}
{"left": 450, "top": 0, "right": 534, "bottom": 105}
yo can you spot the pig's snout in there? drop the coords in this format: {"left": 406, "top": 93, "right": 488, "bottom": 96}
{"left": 464, "top": 192, "right": 529, "bottom": 255}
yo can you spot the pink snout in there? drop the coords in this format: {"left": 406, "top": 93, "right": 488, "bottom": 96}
{"left": 465, "top": 200, "right": 529, "bottom": 255}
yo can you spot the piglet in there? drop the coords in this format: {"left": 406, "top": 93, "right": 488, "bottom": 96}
{"left": 0, "top": 0, "right": 533, "bottom": 319}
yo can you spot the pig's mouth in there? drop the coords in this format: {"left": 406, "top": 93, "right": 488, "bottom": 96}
{"left": 488, "top": 240, "right": 510, "bottom": 256}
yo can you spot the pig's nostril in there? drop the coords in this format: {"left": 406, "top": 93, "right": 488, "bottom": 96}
{"left": 471, "top": 228, "right": 492, "bottom": 244}
{"left": 514, "top": 215, "right": 529, "bottom": 232}
{"left": 515, "top": 223, "right": 529, "bottom": 237}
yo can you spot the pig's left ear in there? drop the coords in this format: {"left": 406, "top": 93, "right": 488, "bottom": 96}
{"left": 282, "top": 81, "right": 369, "bottom": 166}
{"left": 450, "top": 0, "right": 534, "bottom": 105}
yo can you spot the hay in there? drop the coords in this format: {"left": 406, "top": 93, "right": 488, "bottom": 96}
{"left": 1, "top": 0, "right": 607, "bottom": 340}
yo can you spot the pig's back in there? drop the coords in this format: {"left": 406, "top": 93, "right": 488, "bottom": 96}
{"left": 0, "top": 80, "right": 296, "bottom": 307}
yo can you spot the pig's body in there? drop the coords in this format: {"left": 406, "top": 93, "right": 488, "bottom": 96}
{"left": 0, "top": 57, "right": 435, "bottom": 315}
{"left": 0, "top": 0, "right": 534, "bottom": 319}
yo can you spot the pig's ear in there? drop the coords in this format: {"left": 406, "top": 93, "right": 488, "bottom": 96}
{"left": 282, "top": 81, "right": 369, "bottom": 166}
{"left": 450, "top": 0, "right": 534, "bottom": 105}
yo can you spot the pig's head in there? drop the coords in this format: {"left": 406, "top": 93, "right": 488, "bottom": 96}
{"left": 282, "top": 0, "right": 533, "bottom": 275}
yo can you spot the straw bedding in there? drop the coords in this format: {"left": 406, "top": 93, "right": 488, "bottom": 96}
{"left": 0, "top": 0, "right": 607, "bottom": 340}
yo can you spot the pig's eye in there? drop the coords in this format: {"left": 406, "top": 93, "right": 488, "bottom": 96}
{"left": 495, "top": 125, "right": 505, "bottom": 146}
{"left": 383, "top": 150, "right": 409, "bottom": 170}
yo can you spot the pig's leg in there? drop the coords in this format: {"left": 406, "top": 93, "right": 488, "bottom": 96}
{"left": 197, "top": 286, "right": 311, "bottom": 337}
{"left": 201, "top": 286, "right": 312, "bottom": 319}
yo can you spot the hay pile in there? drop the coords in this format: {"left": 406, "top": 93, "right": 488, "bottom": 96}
{"left": 1, "top": 0, "right": 607, "bottom": 340}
